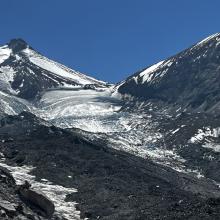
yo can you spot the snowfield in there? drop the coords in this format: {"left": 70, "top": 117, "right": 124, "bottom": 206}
{"left": 0, "top": 155, "right": 83, "bottom": 220}
{"left": 0, "top": 90, "right": 31, "bottom": 116}
{"left": 124, "top": 58, "right": 175, "bottom": 87}
{"left": 139, "top": 60, "right": 164, "bottom": 83}
{"left": 32, "top": 87, "right": 188, "bottom": 174}
{"left": 22, "top": 48, "right": 106, "bottom": 85}
{"left": 37, "top": 88, "right": 123, "bottom": 132}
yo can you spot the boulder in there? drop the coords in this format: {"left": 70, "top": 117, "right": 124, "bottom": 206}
{"left": 0, "top": 199, "right": 18, "bottom": 217}
{"left": 83, "top": 84, "right": 96, "bottom": 90}
{"left": 0, "top": 166, "right": 16, "bottom": 185}
{"left": 19, "top": 181, "right": 55, "bottom": 218}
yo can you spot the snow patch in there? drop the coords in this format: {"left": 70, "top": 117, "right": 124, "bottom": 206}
{"left": 132, "top": 59, "right": 174, "bottom": 84}
{"left": 0, "top": 46, "right": 11, "bottom": 64}
{"left": 0, "top": 156, "right": 83, "bottom": 220}
{"left": 194, "top": 33, "right": 220, "bottom": 47}
{"left": 19, "top": 79, "right": 24, "bottom": 88}
{"left": 36, "top": 88, "right": 122, "bottom": 133}
{"left": 172, "top": 128, "right": 180, "bottom": 134}
{"left": 202, "top": 143, "right": 220, "bottom": 152}
{"left": 189, "top": 127, "right": 220, "bottom": 143}
{"left": 0, "top": 66, "right": 17, "bottom": 94}
{"left": 22, "top": 48, "right": 105, "bottom": 86}
{"left": 139, "top": 61, "right": 164, "bottom": 83}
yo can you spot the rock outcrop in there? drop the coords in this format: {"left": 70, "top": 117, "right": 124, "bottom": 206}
{"left": 18, "top": 181, "right": 55, "bottom": 218}
{"left": 0, "top": 166, "right": 55, "bottom": 219}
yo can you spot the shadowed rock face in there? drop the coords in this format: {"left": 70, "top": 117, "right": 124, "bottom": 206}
{"left": 0, "top": 166, "right": 54, "bottom": 219}
{"left": 0, "top": 47, "right": 77, "bottom": 99}
{"left": 18, "top": 181, "right": 55, "bottom": 218}
{"left": 118, "top": 33, "right": 220, "bottom": 114}
{"left": 8, "top": 39, "right": 29, "bottom": 53}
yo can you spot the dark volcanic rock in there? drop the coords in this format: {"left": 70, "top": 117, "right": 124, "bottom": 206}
{"left": 1, "top": 53, "right": 77, "bottom": 99}
{"left": 0, "top": 112, "right": 219, "bottom": 219}
{"left": 0, "top": 34, "right": 220, "bottom": 219}
{"left": 0, "top": 39, "right": 106, "bottom": 100}
{"left": 8, "top": 39, "right": 29, "bottom": 53}
{"left": 0, "top": 199, "right": 18, "bottom": 216}
{"left": 118, "top": 33, "right": 220, "bottom": 114}
{"left": 157, "top": 111, "right": 220, "bottom": 183}
{"left": 19, "top": 181, "right": 55, "bottom": 218}
{"left": 0, "top": 166, "right": 49, "bottom": 219}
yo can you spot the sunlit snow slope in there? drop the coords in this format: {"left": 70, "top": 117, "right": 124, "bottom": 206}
{"left": 0, "top": 39, "right": 107, "bottom": 99}
{"left": 22, "top": 47, "right": 106, "bottom": 86}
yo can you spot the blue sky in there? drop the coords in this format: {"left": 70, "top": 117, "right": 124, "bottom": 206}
{"left": 0, "top": 0, "right": 219, "bottom": 83}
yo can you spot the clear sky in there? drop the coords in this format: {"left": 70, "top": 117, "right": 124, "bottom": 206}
{"left": 0, "top": 0, "right": 219, "bottom": 83}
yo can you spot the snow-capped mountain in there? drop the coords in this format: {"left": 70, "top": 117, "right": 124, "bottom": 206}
{"left": 0, "top": 39, "right": 107, "bottom": 99}
{"left": 0, "top": 35, "right": 220, "bottom": 220}
{"left": 118, "top": 33, "right": 220, "bottom": 114}
{"left": 112, "top": 33, "right": 220, "bottom": 183}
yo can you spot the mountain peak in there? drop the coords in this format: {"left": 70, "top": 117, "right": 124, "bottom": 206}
{"left": 117, "top": 32, "right": 220, "bottom": 113}
{"left": 8, "top": 38, "right": 29, "bottom": 53}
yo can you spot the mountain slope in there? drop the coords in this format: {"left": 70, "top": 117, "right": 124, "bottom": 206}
{"left": 117, "top": 33, "right": 220, "bottom": 114}
{"left": 0, "top": 39, "right": 107, "bottom": 99}
{"left": 0, "top": 112, "right": 220, "bottom": 220}
{"left": 0, "top": 35, "right": 220, "bottom": 219}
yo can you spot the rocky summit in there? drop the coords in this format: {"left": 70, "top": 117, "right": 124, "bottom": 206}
{"left": 0, "top": 34, "right": 220, "bottom": 219}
